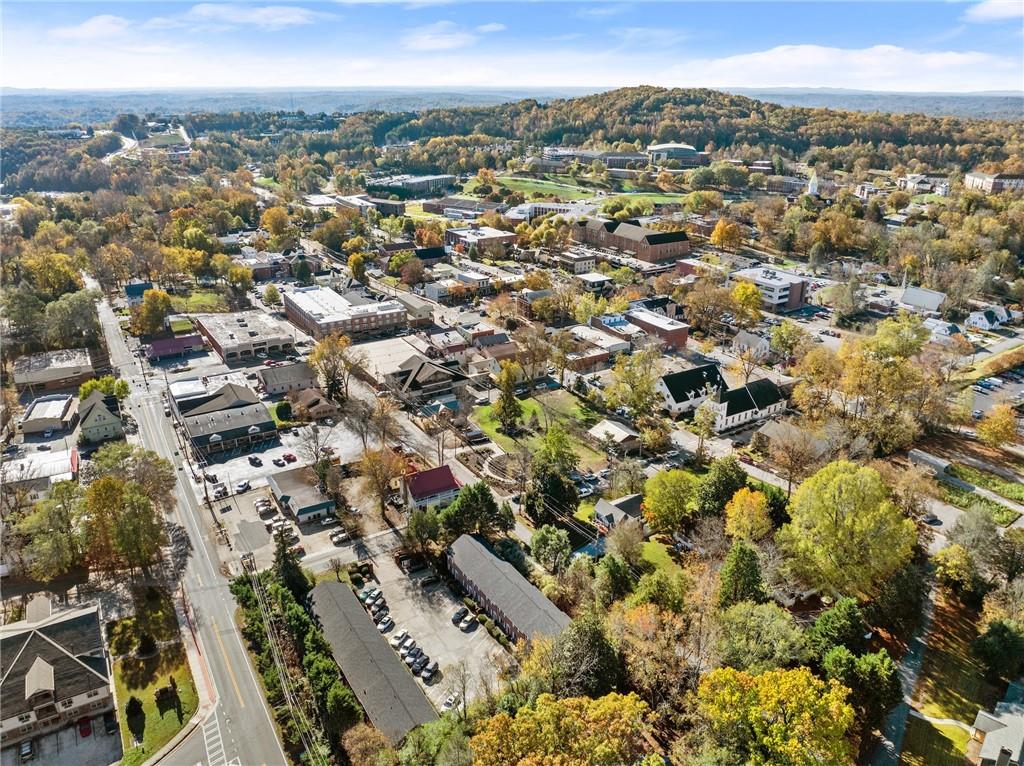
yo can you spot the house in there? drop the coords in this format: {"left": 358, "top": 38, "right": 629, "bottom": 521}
{"left": 587, "top": 419, "right": 641, "bottom": 455}
{"left": 967, "top": 309, "right": 1004, "bottom": 331}
{"left": 13, "top": 349, "right": 94, "bottom": 392}
{"left": 703, "top": 378, "right": 787, "bottom": 432}
{"left": 0, "top": 597, "right": 113, "bottom": 749}
{"left": 0, "top": 449, "right": 78, "bottom": 505}
{"left": 287, "top": 388, "right": 340, "bottom": 422}
{"left": 732, "top": 330, "right": 770, "bottom": 358}
{"left": 124, "top": 279, "right": 153, "bottom": 307}
{"left": 923, "top": 317, "right": 964, "bottom": 344}
{"left": 515, "top": 288, "right": 553, "bottom": 319}
{"left": 77, "top": 391, "right": 123, "bottom": 444}
{"left": 751, "top": 420, "right": 829, "bottom": 461}
{"left": 447, "top": 534, "right": 571, "bottom": 643}
{"left": 310, "top": 582, "right": 437, "bottom": 744}
{"left": 656, "top": 364, "right": 728, "bottom": 416}
{"left": 257, "top": 362, "right": 316, "bottom": 396}
{"left": 972, "top": 694, "right": 1024, "bottom": 766}
{"left": 899, "top": 286, "right": 947, "bottom": 315}
{"left": 593, "top": 494, "right": 644, "bottom": 533}
{"left": 268, "top": 466, "right": 335, "bottom": 522}
{"left": 386, "top": 355, "right": 469, "bottom": 404}
{"left": 146, "top": 334, "right": 205, "bottom": 361}
{"left": 403, "top": 465, "right": 461, "bottom": 511}
{"left": 20, "top": 394, "right": 76, "bottom": 435}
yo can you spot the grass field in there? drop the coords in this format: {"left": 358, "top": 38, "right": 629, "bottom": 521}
{"left": 603, "top": 192, "right": 691, "bottom": 206}
{"left": 913, "top": 595, "right": 998, "bottom": 723}
{"left": 254, "top": 176, "right": 282, "bottom": 190}
{"left": 170, "top": 289, "right": 230, "bottom": 313}
{"left": 575, "top": 501, "right": 596, "bottom": 523}
{"left": 472, "top": 390, "right": 606, "bottom": 470}
{"left": 939, "top": 482, "right": 1021, "bottom": 526}
{"left": 899, "top": 718, "right": 970, "bottom": 766}
{"left": 641, "top": 540, "right": 685, "bottom": 577}
{"left": 463, "top": 175, "right": 595, "bottom": 201}
{"left": 140, "top": 132, "right": 185, "bottom": 148}
{"left": 950, "top": 463, "right": 1024, "bottom": 504}
{"left": 110, "top": 588, "right": 198, "bottom": 766}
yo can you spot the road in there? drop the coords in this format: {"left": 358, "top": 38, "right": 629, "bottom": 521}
{"left": 96, "top": 295, "right": 286, "bottom": 766}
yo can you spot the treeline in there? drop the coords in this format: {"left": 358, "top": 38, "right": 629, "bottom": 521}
{"left": 2, "top": 130, "right": 121, "bottom": 192}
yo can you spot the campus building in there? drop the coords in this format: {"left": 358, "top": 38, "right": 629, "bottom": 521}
{"left": 283, "top": 286, "right": 407, "bottom": 339}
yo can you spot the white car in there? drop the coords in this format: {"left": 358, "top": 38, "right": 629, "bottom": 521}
{"left": 235, "top": 480, "right": 250, "bottom": 493}
{"left": 389, "top": 629, "right": 409, "bottom": 648}
{"left": 441, "top": 693, "right": 460, "bottom": 712}
{"left": 377, "top": 616, "right": 394, "bottom": 632}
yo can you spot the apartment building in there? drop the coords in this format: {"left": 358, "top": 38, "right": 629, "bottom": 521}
{"left": 572, "top": 219, "right": 690, "bottom": 263}
{"left": 728, "top": 267, "right": 807, "bottom": 311}
{"left": 283, "top": 286, "right": 407, "bottom": 339}
{"left": 964, "top": 172, "right": 1024, "bottom": 194}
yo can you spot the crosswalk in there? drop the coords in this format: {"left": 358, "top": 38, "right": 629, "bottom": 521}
{"left": 201, "top": 714, "right": 227, "bottom": 766}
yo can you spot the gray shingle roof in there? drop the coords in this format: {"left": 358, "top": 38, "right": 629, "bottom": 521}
{"left": 310, "top": 582, "right": 437, "bottom": 744}
{"left": 447, "top": 535, "right": 570, "bottom": 641}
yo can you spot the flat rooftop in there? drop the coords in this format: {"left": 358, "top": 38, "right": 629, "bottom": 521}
{"left": 23, "top": 395, "right": 74, "bottom": 422}
{"left": 3, "top": 449, "right": 76, "bottom": 484}
{"left": 196, "top": 312, "right": 294, "bottom": 343}
{"left": 12, "top": 348, "right": 91, "bottom": 374}
{"left": 626, "top": 308, "right": 689, "bottom": 332}
{"left": 731, "top": 267, "right": 805, "bottom": 287}
{"left": 285, "top": 286, "right": 405, "bottom": 324}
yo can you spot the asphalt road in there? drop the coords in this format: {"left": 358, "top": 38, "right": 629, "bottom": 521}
{"left": 97, "top": 296, "right": 286, "bottom": 766}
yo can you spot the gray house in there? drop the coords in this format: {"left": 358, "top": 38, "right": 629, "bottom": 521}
{"left": 973, "top": 696, "right": 1024, "bottom": 766}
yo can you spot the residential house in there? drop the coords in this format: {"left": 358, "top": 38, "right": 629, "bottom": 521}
{"left": 77, "top": 391, "right": 123, "bottom": 444}
{"left": 923, "top": 317, "right": 965, "bottom": 344}
{"left": 656, "top": 364, "right": 728, "bottom": 416}
{"left": 751, "top": 420, "right": 828, "bottom": 461}
{"left": 268, "top": 466, "right": 335, "bottom": 522}
{"left": 899, "top": 286, "right": 947, "bottom": 315}
{"left": 0, "top": 597, "right": 113, "bottom": 749}
{"left": 286, "top": 388, "right": 340, "bottom": 422}
{"left": 703, "top": 379, "right": 787, "bottom": 432}
{"left": 310, "top": 582, "right": 437, "bottom": 744}
{"left": 593, "top": 494, "right": 644, "bottom": 533}
{"left": 387, "top": 355, "right": 469, "bottom": 404}
{"left": 972, "top": 696, "right": 1024, "bottom": 766}
{"left": 124, "top": 279, "right": 153, "bottom": 307}
{"left": 732, "top": 330, "right": 771, "bottom": 358}
{"left": 403, "top": 465, "right": 462, "bottom": 511}
{"left": 257, "top": 362, "right": 316, "bottom": 396}
{"left": 587, "top": 419, "right": 641, "bottom": 455}
{"left": 447, "top": 534, "right": 571, "bottom": 643}
{"left": 20, "top": 394, "right": 76, "bottom": 435}
{"left": 966, "top": 309, "right": 1005, "bottom": 332}
{"left": 515, "top": 288, "right": 553, "bottom": 320}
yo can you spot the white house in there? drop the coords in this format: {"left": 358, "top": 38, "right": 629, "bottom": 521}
{"left": 731, "top": 330, "right": 770, "bottom": 358}
{"left": 656, "top": 364, "right": 727, "bottom": 416}
{"left": 966, "top": 309, "right": 1004, "bottom": 332}
{"left": 922, "top": 317, "right": 964, "bottom": 345}
{"left": 704, "top": 378, "right": 787, "bottom": 432}
{"left": 403, "top": 465, "right": 462, "bottom": 512}
{"left": 77, "top": 391, "right": 123, "bottom": 444}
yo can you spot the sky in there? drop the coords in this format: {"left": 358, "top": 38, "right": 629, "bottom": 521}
{"left": 4, "top": 0, "right": 1023, "bottom": 92}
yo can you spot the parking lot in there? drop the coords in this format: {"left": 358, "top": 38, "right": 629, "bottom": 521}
{"left": 967, "top": 364, "right": 1024, "bottom": 415}
{"left": 366, "top": 556, "right": 505, "bottom": 710}
{"left": 0, "top": 714, "right": 122, "bottom": 766}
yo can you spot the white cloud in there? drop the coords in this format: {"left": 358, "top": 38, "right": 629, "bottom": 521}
{"left": 50, "top": 15, "right": 132, "bottom": 41}
{"left": 612, "top": 27, "right": 686, "bottom": 48}
{"left": 671, "top": 44, "right": 1019, "bottom": 92}
{"left": 401, "top": 21, "right": 476, "bottom": 50}
{"left": 576, "top": 4, "right": 630, "bottom": 19}
{"left": 185, "top": 4, "right": 333, "bottom": 30}
{"left": 962, "top": 0, "right": 1024, "bottom": 22}
{"left": 476, "top": 23, "right": 506, "bottom": 33}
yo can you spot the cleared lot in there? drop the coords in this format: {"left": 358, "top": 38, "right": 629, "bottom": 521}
{"left": 369, "top": 556, "right": 505, "bottom": 709}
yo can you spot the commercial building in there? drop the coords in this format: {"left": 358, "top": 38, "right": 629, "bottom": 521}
{"left": 310, "top": 582, "right": 438, "bottom": 744}
{"left": 0, "top": 449, "right": 78, "bottom": 504}
{"left": 447, "top": 534, "right": 571, "bottom": 643}
{"left": 421, "top": 196, "right": 502, "bottom": 218}
{"left": 964, "top": 172, "right": 1024, "bottom": 194}
{"left": 568, "top": 324, "right": 631, "bottom": 358}
{"left": 0, "top": 598, "right": 113, "bottom": 749}
{"left": 146, "top": 334, "right": 206, "bottom": 361}
{"left": 444, "top": 225, "right": 517, "bottom": 255}
{"left": 386, "top": 355, "right": 469, "bottom": 404}
{"left": 268, "top": 466, "right": 335, "bottom": 522}
{"left": 232, "top": 249, "right": 290, "bottom": 281}
{"left": 899, "top": 286, "right": 947, "bottom": 315}
{"left": 173, "top": 380, "right": 276, "bottom": 457}
{"left": 394, "top": 292, "right": 434, "bottom": 328}
{"left": 20, "top": 394, "right": 76, "bottom": 435}
{"left": 77, "top": 391, "right": 123, "bottom": 444}
{"left": 286, "top": 388, "right": 340, "bottom": 422}
{"left": 283, "top": 286, "right": 407, "bottom": 339}
{"left": 624, "top": 308, "right": 689, "bottom": 350}
{"left": 764, "top": 175, "right": 808, "bottom": 195}
{"left": 646, "top": 142, "right": 709, "bottom": 167}
{"left": 657, "top": 364, "right": 728, "bottom": 416}
{"left": 402, "top": 465, "right": 462, "bottom": 512}
{"left": 256, "top": 362, "right": 317, "bottom": 396}
{"left": 195, "top": 312, "right": 295, "bottom": 363}
{"left": 572, "top": 219, "right": 690, "bottom": 263}
{"left": 576, "top": 272, "right": 614, "bottom": 294}
{"left": 13, "top": 349, "right": 94, "bottom": 392}
{"left": 729, "top": 267, "right": 807, "bottom": 311}
{"left": 554, "top": 251, "right": 596, "bottom": 274}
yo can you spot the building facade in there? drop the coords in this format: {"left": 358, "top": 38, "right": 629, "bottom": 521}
{"left": 283, "top": 286, "right": 407, "bottom": 339}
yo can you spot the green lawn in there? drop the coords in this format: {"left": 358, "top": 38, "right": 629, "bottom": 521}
{"left": 910, "top": 193, "right": 949, "bottom": 205}
{"left": 140, "top": 132, "right": 185, "bottom": 148}
{"left": 472, "top": 392, "right": 606, "bottom": 470}
{"left": 463, "top": 175, "right": 595, "bottom": 201}
{"left": 950, "top": 463, "right": 1024, "bottom": 504}
{"left": 268, "top": 401, "right": 296, "bottom": 427}
{"left": 913, "top": 595, "right": 999, "bottom": 723}
{"left": 899, "top": 718, "right": 969, "bottom": 766}
{"left": 939, "top": 482, "right": 1021, "bottom": 526}
{"left": 641, "top": 540, "right": 685, "bottom": 577}
{"left": 109, "top": 588, "right": 198, "bottom": 766}
{"left": 603, "top": 192, "right": 691, "bottom": 206}
{"left": 255, "top": 176, "right": 282, "bottom": 190}
{"left": 170, "top": 289, "right": 230, "bottom": 313}
{"left": 575, "top": 501, "right": 595, "bottom": 523}
{"left": 169, "top": 318, "right": 194, "bottom": 334}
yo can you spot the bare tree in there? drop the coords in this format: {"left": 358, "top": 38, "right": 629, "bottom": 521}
{"left": 371, "top": 396, "right": 401, "bottom": 446}
{"left": 768, "top": 422, "right": 824, "bottom": 497}
{"left": 729, "top": 347, "right": 766, "bottom": 385}
{"left": 329, "top": 557, "right": 344, "bottom": 581}
{"left": 358, "top": 448, "right": 406, "bottom": 514}
{"left": 343, "top": 398, "right": 375, "bottom": 450}
{"left": 444, "top": 659, "right": 473, "bottom": 721}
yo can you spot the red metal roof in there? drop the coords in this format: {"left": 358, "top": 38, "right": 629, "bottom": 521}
{"left": 406, "top": 465, "right": 460, "bottom": 500}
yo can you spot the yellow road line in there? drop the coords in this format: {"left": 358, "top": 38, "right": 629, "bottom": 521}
{"left": 212, "top": 619, "right": 245, "bottom": 708}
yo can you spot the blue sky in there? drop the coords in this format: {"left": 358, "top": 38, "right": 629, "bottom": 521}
{"left": 4, "top": 1, "right": 1023, "bottom": 91}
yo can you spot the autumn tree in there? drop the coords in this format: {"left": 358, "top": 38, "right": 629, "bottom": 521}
{"left": 358, "top": 448, "right": 405, "bottom": 514}
{"left": 643, "top": 468, "right": 696, "bottom": 534}
{"left": 717, "top": 601, "right": 806, "bottom": 673}
{"left": 724, "top": 487, "right": 772, "bottom": 541}
{"left": 730, "top": 281, "right": 763, "bottom": 328}
{"left": 770, "top": 319, "right": 810, "bottom": 362}
{"left": 262, "top": 284, "right": 281, "bottom": 305}
{"left": 779, "top": 461, "right": 916, "bottom": 598}
{"left": 347, "top": 252, "right": 367, "bottom": 283}
{"left": 608, "top": 603, "right": 690, "bottom": 710}
{"left": 261, "top": 206, "right": 290, "bottom": 237}
{"left": 977, "top": 403, "right": 1019, "bottom": 449}
{"left": 308, "top": 333, "right": 361, "bottom": 402}
{"left": 16, "top": 481, "right": 84, "bottom": 580}
{"left": 697, "top": 667, "right": 854, "bottom": 766}
{"left": 607, "top": 345, "right": 662, "bottom": 421}
{"left": 710, "top": 218, "right": 742, "bottom": 250}
{"left": 132, "top": 289, "right": 173, "bottom": 335}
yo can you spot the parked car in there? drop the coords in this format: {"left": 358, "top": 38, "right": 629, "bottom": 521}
{"left": 359, "top": 588, "right": 380, "bottom": 603}
{"left": 390, "top": 629, "right": 409, "bottom": 648}
{"left": 420, "top": 661, "right": 438, "bottom": 681}
{"left": 459, "top": 614, "right": 477, "bottom": 631}
{"left": 419, "top": 575, "right": 440, "bottom": 588}
{"left": 377, "top": 615, "right": 394, "bottom": 632}
{"left": 272, "top": 458, "right": 286, "bottom": 467}
{"left": 412, "top": 654, "right": 430, "bottom": 673}
{"left": 399, "top": 640, "right": 417, "bottom": 658}
{"left": 288, "top": 544, "right": 305, "bottom": 557}
{"left": 452, "top": 606, "right": 468, "bottom": 624}
{"left": 320, "top": 515, "right": 337, "bottom": 527}
{"left": 404, "top": 648, "right": 423, "bottom": 666}
{"left": 973, "top": 410, "right": 984, "bottom": 419}
{"left": 78, "top": 718, "right": 92, "bottom": 738}
{"left": 330, "top": 530, "right": 349, "bottom": 545}
{"left": 372, "top": 605, "right": 389, "bottom": 621}
{"left": 42, "top": 428, "right": 54, "bottom": 438}
{"left": 248, "top": 455, "right": 263, "bottom": 466}
{"left": 441, "top": 693, "right": 460, "bottom": 712}
{"left": 235, "top": 480, "right": 250, "bottom": 493}
{"left": 283, "top": 453, "right": 297, "bottom": 462}
{"left": 103, "top": 711, "right": 118, "bottom": 735}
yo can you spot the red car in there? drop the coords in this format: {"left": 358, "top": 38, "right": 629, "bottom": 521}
{"left": 78, "top": 717, "right": 92, "bottom": 738}
{"left": 283, "top": 453, "right": 297, "bottom": 463}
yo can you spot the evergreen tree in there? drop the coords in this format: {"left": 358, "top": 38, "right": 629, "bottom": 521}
{"left": 718, "top": 541, "right": 768, "bottom": 609}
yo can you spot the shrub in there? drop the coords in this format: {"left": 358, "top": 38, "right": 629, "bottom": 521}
{"left": 137, "top": 632, "right": 157, "bottom": 657}
{"left": 462, "top": 596, "right": 479, "bottom": 611}
{"left": 350, "top": 572, "right": 363, "bottom": 587}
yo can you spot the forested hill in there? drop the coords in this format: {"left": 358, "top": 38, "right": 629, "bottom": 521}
{"left": 323, "top": 86, "right": 1023, "bottom": 170}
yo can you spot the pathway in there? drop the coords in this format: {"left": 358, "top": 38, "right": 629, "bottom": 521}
{"left": 866, "top": 587, "right": 938, "bottom": 766}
